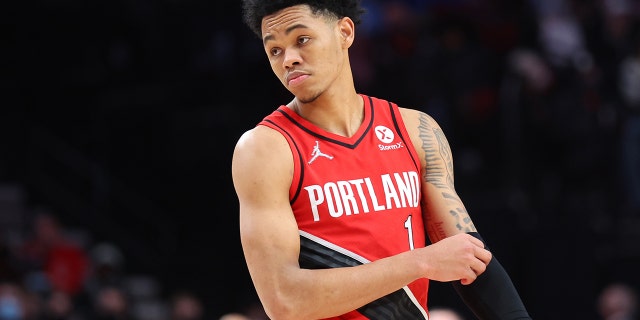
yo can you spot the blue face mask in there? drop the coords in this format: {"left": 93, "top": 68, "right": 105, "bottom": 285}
{"left": 0, "top": 296, "right": 22, "bottom": 320}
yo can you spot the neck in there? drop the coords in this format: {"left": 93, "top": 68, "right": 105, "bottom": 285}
{"left": 289, "top": 92, "right": 363, "bottom": 137}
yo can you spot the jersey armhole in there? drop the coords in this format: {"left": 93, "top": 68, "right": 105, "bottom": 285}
{"left": 259, "top": 121, "right": 305, "bottom": 203}
{"left": 388, "top": 103, "right": 422, "bottom": 175}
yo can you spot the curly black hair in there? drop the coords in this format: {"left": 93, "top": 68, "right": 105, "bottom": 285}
{"left": 241, "top": 0, "right": 366, "bottom": 38}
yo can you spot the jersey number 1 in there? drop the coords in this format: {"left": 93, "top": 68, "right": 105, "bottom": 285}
{"left": 404, "top": 215, "right": 415, "bottom": 250}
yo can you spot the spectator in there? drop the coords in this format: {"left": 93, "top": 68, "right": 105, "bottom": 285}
{"left": 169, "top": 290, "right": 203, "bottom": 320}
{"left": 0, "top": 282, "right": 26, "bottom": 320}
{"left": 84, "top": 242, "right": 126, "bottom": 299}
{"left": 41, "top": 290, "right": 85, "bottom": 320}
{"left": 90, "top": 285, "right": 131, "bottom": 320}
{"left": 14, "top": 211, "right": 90, "bottom": 297}
{"left": 597, "top": 282, "right": 639, "bottom": 320}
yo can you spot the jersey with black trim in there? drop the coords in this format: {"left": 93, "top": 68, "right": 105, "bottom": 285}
{"left": 258, "top": 94, "right": 430, "bottom": 319}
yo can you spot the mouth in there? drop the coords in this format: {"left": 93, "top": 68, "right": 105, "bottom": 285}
{"left": 286, "top": 72, "right": 309, "bottom": 87}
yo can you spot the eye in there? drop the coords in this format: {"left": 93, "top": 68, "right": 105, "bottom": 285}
{"left": 269, "top": 47, "right": 282, "bottom": 56}
{"left": 297, "top": 36, "right": 310, "bottom": 45}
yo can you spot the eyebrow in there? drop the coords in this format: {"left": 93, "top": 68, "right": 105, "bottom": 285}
{"left": 263, "top": 23, "right": 309, "bottom": 46}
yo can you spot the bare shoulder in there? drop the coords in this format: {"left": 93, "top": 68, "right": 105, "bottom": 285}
{"left": 397, "top": 107, "right": 446, "bottom": 154}
{"left": 232, "top": 125, "right": 293, "bottom": 190}
{"left": 398, "top": 107, "right": 441, "bottom": 135}
{"left": 233, "top": 125, "right": 288, "bottom": 155}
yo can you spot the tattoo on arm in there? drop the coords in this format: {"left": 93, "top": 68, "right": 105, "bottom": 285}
{"left": 426, "top": 221, "right": 447, "bottom": 241}
{"left": 419, "top": 113, "right": 476, "bottom": 233}
{"left": 449, "top": 206, "right": 473, "bottom": 232}
{"left": 418, "top": 113, "right": 454, "bottom": 189}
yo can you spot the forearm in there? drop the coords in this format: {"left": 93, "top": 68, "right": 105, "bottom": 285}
{"left": 452, "top": 232, "right": 531, "bottom": 320}
{"left": 257, "top": 250, "right": 424, "bottom": 320}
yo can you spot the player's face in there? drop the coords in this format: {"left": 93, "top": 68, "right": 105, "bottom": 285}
{"left": 261, "top": 5, "right": 349, "bottom": 103}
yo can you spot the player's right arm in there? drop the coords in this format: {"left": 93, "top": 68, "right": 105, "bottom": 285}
{"left": 231, "top": 125, "right": 490, "bottom": 320}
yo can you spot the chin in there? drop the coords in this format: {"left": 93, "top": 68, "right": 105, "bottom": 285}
{"left": 295, "top": 91, "right": 321, "bottom": 104}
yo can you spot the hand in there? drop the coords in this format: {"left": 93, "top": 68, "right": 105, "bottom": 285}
{"left": 422, "top": 233, "right": 492, "bottom": 285}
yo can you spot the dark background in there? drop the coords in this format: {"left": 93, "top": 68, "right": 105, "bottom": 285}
{"left": 3, "top": 0, "right": 640, "bottom": 319}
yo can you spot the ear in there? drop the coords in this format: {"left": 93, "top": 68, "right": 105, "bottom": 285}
{"left": 337, "top": 17, "right": 355, "bottom": 48}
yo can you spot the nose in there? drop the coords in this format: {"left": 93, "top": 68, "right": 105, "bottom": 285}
{"left": 283, "top": 47, "right": 302, "bottom": 69}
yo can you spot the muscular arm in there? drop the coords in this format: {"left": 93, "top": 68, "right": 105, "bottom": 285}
{"left": 406, "top": 110, "right": 476, "bottom": 245}
{"left": 403, "top": 109, "right": 531, "bottom": 319}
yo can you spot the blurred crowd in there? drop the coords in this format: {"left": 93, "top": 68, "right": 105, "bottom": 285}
{"left": 349, "top": 0, "right": 640, "bottom": 222}
{"left": 0, "top": 208, "right": 267, "bottom": 319}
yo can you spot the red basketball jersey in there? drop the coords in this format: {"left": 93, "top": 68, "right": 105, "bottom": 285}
{"left": 259, "top": 94, "right": 430, "bottom": 319}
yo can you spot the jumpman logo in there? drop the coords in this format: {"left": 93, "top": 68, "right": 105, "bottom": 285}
{"left": 308, "top": 141, "right": 333, "bottom": 164}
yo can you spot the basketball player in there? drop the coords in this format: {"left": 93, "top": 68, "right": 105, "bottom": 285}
{"left": 231, "top": 1, "right": 532, "bottom": 319}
